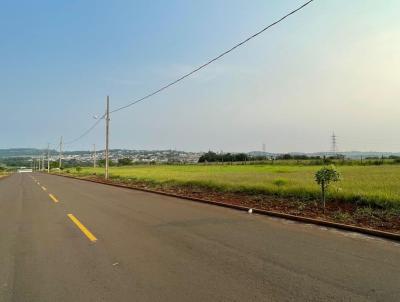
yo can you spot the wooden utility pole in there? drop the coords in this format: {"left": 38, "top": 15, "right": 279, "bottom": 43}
{"left": 47, "top": 143, "right": 50, "bottom": 173}
{"left": 93, "top": 144, "right": 97, "bottom": 168}
{"left": 59, "top": 136, "right": 63, "bottom": 169}
{"left": 105, "top": 96, "right": 110, "bottom": 180}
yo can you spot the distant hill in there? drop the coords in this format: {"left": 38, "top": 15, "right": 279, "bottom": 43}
{"left": 0, "top": 148, "right": 49, "bottom": 158}
{"left": 248, "top": 151, "right": 400, "bottom": 159}
{"left": 0, "top": 148, "right": 89, "bottom": 158}
{"left": 1, "top": 148, "right": 399, "bottom": 159}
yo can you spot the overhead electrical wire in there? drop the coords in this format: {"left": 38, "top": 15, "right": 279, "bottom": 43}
{"left": 63, "top": 113, "right": 106, "bottom": 146}
{"left": 110, "top": 0, "right": 315, "bottom": 113}
{"left": 58, "top": 0, "right": 315, "bottom": 145}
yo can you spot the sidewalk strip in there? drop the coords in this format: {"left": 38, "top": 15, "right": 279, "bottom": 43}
{"left": 67, "top": 214, "right": 98, "bottom": 242}
{"left": 49, "top": 193, "right": 59, "bottom": 203}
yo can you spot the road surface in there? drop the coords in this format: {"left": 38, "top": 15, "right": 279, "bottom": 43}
{"left": 0, "top": 173, "right": 399, "bottom": 301}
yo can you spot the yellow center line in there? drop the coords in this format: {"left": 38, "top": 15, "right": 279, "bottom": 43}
{"left": 41, "top": 186, "right": 47, "bottom": 191}
{"left": 67, "top": 214, "right": 98, "bottom": 242}
{"left": 48, "top": 193, "right": 59, "bottom": 203}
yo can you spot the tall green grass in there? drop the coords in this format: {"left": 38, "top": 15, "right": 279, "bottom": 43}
{"left": 65, "top": 164, "right": 400, "bottom": 209}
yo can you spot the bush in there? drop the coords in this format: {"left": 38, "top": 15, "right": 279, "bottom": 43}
{"left": 315, "top": 165, "right": 341, "bottom": 210}
{"left": 118, "top": 158, "right": 133, "bottom": 166}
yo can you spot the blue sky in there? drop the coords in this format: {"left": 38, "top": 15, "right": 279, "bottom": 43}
{"left": 1, "top": 0, "right": 399, "bottom": 152}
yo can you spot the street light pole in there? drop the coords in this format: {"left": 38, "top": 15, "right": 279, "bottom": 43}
{"left": 47, "top": 143, "right": 50, "bottom": 173}
{"left": 59, "top": 136, "right": 63, "bottom": 169}
{"left": 105, "top": 96, "right": 110, "bottom": 180}
{"left": 93, "top": 143, "right": 97, "bottom": 168}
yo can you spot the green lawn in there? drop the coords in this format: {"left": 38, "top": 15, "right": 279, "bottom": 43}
{"left": 65, "top": 164, "right": 400, "bottom": 209}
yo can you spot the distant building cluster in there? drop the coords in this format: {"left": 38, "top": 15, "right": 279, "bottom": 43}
{"left": 52, "top": 149, "right": 203, "bottom": 164}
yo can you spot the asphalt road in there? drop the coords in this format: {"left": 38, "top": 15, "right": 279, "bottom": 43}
{"left": 0, "top": 173, "right": 399, "bottom": 302}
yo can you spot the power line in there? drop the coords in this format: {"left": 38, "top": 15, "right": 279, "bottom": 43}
{"left": 63, "top": 113, "right": 106, "bottom": 146}
{"left": 49, "top": 0, "right": 315, "bottom": 147}
{"left": 110, "top": 0, "right": 315, "bottom": 114}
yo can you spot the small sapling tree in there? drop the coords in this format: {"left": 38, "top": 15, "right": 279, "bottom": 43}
{"left": 315, "top": 165, "right": 341, "bottom": 210}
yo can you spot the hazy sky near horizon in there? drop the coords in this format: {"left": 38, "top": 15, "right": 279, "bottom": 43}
{"left": 1, "top": 0, "right": 399, "bottom": 152}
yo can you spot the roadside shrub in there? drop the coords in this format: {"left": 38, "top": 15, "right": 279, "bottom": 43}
{"left": 315, "top": 165, "right": 341, "bottom": 210}
{"left": 76, "top": 166, "right": 82, "bottom": 172}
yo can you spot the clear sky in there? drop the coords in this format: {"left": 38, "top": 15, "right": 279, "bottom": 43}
{"left": 1, "top": 0, "right": 399, "bottom": 152}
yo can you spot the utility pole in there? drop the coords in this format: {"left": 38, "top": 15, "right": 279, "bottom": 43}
{"left": 47, "top": 143, "right": 50, "bottom": 173}
{"left": 93, "top": 144, "right": 97, "bottom": 168}
{"left": 59, "top": 136, "right": 63, "bottom": 169}
{"left": 105, "top": 96, "right": 110, "bottom": 180}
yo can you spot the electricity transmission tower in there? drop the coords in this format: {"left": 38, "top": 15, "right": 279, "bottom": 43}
{"left": 262, "top": 143, "right": 267, "bottom": 160}
{"left": 331, "top": 132, "right": 338, "bottom": 155}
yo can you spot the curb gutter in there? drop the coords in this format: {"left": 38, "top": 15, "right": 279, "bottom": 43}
{"left": 50, "top": 173, "right": 400, "bottom": 242}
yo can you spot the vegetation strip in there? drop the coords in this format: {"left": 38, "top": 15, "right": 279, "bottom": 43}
{"left": 52, "top": 173, "right": 400, "bottom": 242}
{"left": 60, "top": 165, "right": 400, "bottom": 210}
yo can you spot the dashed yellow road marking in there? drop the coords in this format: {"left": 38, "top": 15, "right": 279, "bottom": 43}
{"left": 67, "top": 214, "right": 98, "bottom": 242}
{"left": 49, "top": 193, "right": 59, "bottom": 203}
{"left": 41, "top": 186, "right": 47, "bottom": 191}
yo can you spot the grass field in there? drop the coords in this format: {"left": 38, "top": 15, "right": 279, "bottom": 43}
{"left": 64, "top": 164, "right": 400, "bottom": 209}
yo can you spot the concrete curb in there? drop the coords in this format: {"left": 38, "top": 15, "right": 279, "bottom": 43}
{"left": 0, "top": 173, "right": 11, "bottom": 181}
{"left": 50, "top": 173, "right": 400, "bottom": 242}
